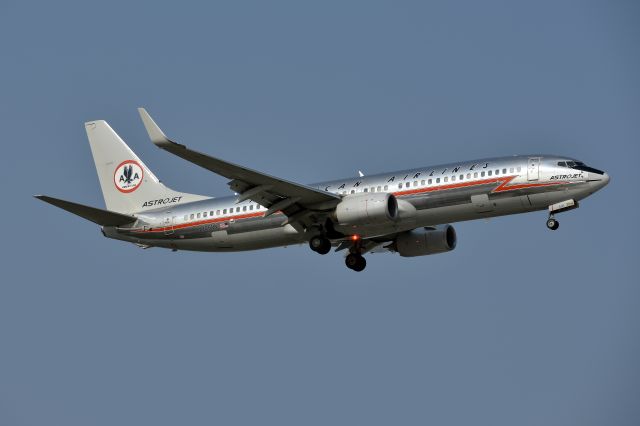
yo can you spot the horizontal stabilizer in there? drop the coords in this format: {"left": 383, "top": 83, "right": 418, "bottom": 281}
{"left": 34, "top": 195, "right": 137, "bottom": 226}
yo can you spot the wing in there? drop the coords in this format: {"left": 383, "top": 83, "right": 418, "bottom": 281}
{"left": 138, "top": 108, "right": 341, "bottom": 230}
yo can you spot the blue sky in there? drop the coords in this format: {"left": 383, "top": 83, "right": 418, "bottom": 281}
{"left": 1, "top": 1, "right": 639, "bottom": 425}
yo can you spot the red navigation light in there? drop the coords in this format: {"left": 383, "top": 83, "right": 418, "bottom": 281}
{"left": 351, "top": 234, "right": 360, "bottom": 241}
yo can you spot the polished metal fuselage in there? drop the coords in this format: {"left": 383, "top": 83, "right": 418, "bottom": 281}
{"left": 104, "top": 155, "right": 609, "bottom": 251}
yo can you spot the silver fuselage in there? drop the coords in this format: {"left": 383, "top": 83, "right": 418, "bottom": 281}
{"left": 104, "top": 155, "right": 609, "bottom": 251}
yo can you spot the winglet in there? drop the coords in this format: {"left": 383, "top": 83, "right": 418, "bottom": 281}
{"left": 138, "top": 107, "right": 172, "bottom": 146}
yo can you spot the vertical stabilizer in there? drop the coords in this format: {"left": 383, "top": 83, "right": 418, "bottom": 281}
{"left": 85, "top": 120, "right": 209, "bottom": 214}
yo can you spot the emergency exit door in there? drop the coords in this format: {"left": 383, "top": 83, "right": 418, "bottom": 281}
{"left": 527, "top": 157, "right": 540, "bottom": 181}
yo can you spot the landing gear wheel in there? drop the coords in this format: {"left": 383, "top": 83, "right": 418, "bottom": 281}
{"left": 345, "top": 253, "right": 366, "bottom": 272}
{"left": 309, "top": 236, "right": 331, "bottom": 255}
{"left": 546, "top": 218, "right": 559, "bottom": 230}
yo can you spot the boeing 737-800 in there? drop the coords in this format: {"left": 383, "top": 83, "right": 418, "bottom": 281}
{"left": 36, "top": 109, "right": 609, "bottom": 271}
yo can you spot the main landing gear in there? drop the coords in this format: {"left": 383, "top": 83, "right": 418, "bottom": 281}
{"left": 345, "top": 237, "right": 366, "bottom": 272}
{"left": 309, "top": 235, "right": 331, "bottom": 255}
{"left": 308, "top": 233, "right": 367, "bottom": 272}
{"left": 546, "top": 216, "right": 559, "bottom": 231}
{"left": 345, "top": 253, "right": 366, "bottom": 272}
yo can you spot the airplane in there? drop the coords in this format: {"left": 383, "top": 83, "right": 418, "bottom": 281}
{"left": 36, "top": 108, "right": 610, "bottom": 271}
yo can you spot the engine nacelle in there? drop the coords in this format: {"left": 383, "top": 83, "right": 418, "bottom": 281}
{"left": 334, "top": 192, "right": 398, "bottom": 226}
{"left": 395, "top": 225, "right": 457, "bottom": 257}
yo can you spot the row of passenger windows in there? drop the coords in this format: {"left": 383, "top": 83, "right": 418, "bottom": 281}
{"left": 397, "top": 167, "right": 521, "bottom": 189}
{"left": 183, "top": 204, "right": 264, "bottom": 222}
{"left": 182, "top": 166, "right": 523, "bottom": 219}
{"left": 338, "top": 166, "right": 521, "bottom": 195}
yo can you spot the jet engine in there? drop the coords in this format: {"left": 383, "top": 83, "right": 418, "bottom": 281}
{"left": 394, "top": 225, "right": 457, "bottom": 257}
{"left": 334, "top": 192, "right": 398, "bottom": 226}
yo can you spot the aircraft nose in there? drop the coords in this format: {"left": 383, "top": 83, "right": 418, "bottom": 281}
{"left": 591, "top": 171, "right": 610, "bottom": 192}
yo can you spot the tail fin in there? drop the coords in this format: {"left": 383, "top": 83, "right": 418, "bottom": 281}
{"left": 85, "top": 120, "right": 209, "bottom": 214}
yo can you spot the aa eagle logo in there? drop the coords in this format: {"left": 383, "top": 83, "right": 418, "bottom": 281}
{"left": 114, "top": 160, "right": 144, "bottom": 193}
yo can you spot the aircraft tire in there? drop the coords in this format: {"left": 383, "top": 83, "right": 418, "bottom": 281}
{"left": 309, "top": 236, "right": 331, "bottom": 254}
{"left": 345, "top": 253, "right": 366, "bottom": 272}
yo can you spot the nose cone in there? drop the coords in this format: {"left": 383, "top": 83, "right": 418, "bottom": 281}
{"left": 592, "top": 172, "right": 610, "bottom": 191}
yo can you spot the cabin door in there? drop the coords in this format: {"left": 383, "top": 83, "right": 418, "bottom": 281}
{"left": 527, "top": 157, "right": 540, "bottom": 181}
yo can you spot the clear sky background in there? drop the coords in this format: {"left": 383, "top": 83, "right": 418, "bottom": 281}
{"left": 1, "top": 1, "right": 638, "bottom": 425}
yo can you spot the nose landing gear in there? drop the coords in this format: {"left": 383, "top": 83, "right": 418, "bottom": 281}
{"left": 546, "top": 199, "right": 578, "bottom": 231}
{"left": 546, "top": 217, "right": 559, "bottom": 230}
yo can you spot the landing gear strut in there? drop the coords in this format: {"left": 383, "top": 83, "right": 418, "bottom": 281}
{"left": 345, "top": 253, "right": 366, "bottom": 272}
{"left": 546, "top": 199, "right": 578, "bottom": 231}
{"left": 309, "top": 235, "right": 331, "bottom": 255}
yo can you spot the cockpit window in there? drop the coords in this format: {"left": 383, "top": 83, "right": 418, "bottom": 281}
{"left": 558, "top": 160, "right": 603, "bottom": 175}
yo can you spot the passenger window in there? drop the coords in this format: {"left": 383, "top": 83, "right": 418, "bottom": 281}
{"left": 364, "top": 188, "right": 368, "bottom": 192}
{"left": 502, "top": 168, "right": 507, "bottom": 174}
{"left": 190, "top": 214, "right": 194, "bottom": 219}
{"left": 203, "top": 212, "right": 207, "bottom": 217}
{"left": 510, "top": 167, "right": 514, "bottom": 173}
{"left": 428, "top": 179, "right": 432, "bottom": 185}
{"left": 558, "top": 161, "right": 566, "bottom": 167}
{"left": 459, "top": 174, "right": 463, "bottom": 180}
{"left": 184, "top": 215, "right": 188, "bottom": 221}
{"left": 243, "top": 206, "right": 247, "bottom": 212}
{"left": 197, "top": 213, "right": 201, "bottom": 218}
{"left": 474, "top": 172, "right": 478, "bottom": 178}
{"left": 436, "top": 178, "right": 440, "bottom": 183}
{"left": 377, "top": 186, "right": 382, "bottom": 192}
{"left": 421, "top": 180, "right": 425, "bottom": 185}
{"left": 451, "top": 176, "right": 456, "bottom": 181}
{"left": 383, "top": 185, "right": 388, "bottom": 191}
{"left": 467, "top": 173, "right": 471, "bottom": 179}
{"left": 236, "top": 207, "right": 240, "bottom": 212}
{"left": 223, "top": 209, "right": 227, "bottom": 214}
{"left": 414, "top": 180, "right": 418, "bottom": 186}
{"left": 399, "top": 183, "right": 403, "bottom": 189}
{"left": 488, "top": 170, "right": 492, "bottom": 176}
{"left": 444, "top": 177, "right": 449, "bottom": 182}
{"left": 481, "top": 171, "right": 485, "bottom": 177}
{"left": 250, "top": 205, "right": 253, "bottom": 211}
{"left": 495, "top": 169, "right": 499, "bottom": 175}
{"left": 370, "top": 187, "right": 375, "bottom": 192}
{"left": 216, "top": 210, "right": 220, "bottom": 215}
{"left": 517, "top": 166, "right": 521, "bottom": 172}
{"left": 350, "top": 190, "right": 355, "bottom": 194}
